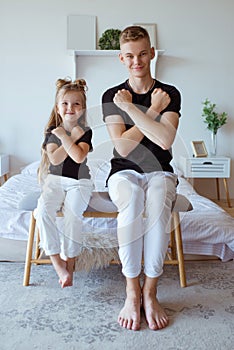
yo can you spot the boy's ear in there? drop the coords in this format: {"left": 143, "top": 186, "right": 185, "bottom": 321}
{"left": 119, "top": 53, "right": 125, "bottom": 64}
{"left": 150, "top": 47, "right": 155, "bottom": 59}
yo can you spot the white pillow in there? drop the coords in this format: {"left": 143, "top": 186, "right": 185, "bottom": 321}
{"left": 18, "top": 191, "right": 41, "bottom": 210}
{"left": 21, "top": 161, "right": 40, "bottom": 175}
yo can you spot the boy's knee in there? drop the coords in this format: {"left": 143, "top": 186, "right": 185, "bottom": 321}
{"left": 111, "top": 180, "right": 143, "bottom": 209}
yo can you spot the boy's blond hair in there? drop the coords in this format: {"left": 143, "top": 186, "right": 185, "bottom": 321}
{"left": 120, "top": 25, "right": 151, "bottom": 46}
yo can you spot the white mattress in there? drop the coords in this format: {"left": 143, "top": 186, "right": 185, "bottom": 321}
{"left": 0, "top": 161, "right": 234, "bottom": 262}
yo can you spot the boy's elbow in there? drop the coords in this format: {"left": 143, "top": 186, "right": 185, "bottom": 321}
{"left": 159, "top": 135, "right": 175, "bottom": 150}
{"left": 160, "top": 142, "right": 171, "bottom": 151}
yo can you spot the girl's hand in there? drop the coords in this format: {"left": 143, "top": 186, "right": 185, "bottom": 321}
{"left": 113, "top": 89, "right": 132, "bottom": 112}
{"left": 151, "top": 88, "right": 171, "bottom": 114}
{"left": 51, "top": 126, "right": 66, "bottom": 139}
{"left": 71, "top": 125, "right": 85, "bottom": 142}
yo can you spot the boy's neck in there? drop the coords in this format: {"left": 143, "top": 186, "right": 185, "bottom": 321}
{"left": 128, "top": 77, "right": 155, "bottom": 94}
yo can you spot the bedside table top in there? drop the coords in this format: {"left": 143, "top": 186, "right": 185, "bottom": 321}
{"left": 181, "top": 156, "right": 230, "bottom": 160}
{"left": 179, "top": 155, "right": 230, "bottom": 178}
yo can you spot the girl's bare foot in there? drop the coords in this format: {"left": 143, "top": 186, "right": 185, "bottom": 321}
{"left": 50, "top": 254, "right": 73, "bottom": 288}
{"left": 118, "top": 277, "right": 141, "bottom": 331}
{"left": 142, "top": 290, "right": 169, "bottom": 330}
{"left": 66, "top": 257, "right": 75, "bottom": 284}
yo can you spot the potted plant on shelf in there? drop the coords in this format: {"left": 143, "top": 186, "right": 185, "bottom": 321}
{"left": 201, "top": 98, "right": 227, "bottom": 156}
{"left": 98, "top": 29, "right": 121, "bottom": 50}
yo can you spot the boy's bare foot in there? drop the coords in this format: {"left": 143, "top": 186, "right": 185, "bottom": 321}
{"left": 142, "top": 290, "right": 169, "bottom": 330}
{"left": 118, "top": 277, "right": 141, "bottom": 331}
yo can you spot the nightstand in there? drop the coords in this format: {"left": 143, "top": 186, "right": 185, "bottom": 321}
{"left": 180, "top": 156, "right": 231, "bottom": 208}
{"left": 0, "top": 154, "right": 9, "bottom": 185}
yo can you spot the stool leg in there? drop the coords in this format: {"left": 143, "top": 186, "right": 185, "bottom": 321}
{"left": 173, "top": 212, "right": 187, "bottom": 288}
{"left": 169, "top": 226, "right": 177, "bottom": 260}
{"left": 23, "top": 212, "right": 36, "bottom": 286}
{"left": 35, "top": 227, "right": 40, "bottom": 261}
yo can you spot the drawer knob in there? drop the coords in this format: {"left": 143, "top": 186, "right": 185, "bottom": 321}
{"left": 203, "top": 162, "right": 213, "bottom": 165}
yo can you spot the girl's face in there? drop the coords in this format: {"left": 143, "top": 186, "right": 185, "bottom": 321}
{"left": 57, "top": 91, "right": 84, "bottom": 125}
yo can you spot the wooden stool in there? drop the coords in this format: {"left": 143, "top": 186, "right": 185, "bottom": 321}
{"left": 23, "top": 192, "right": 192, "bottom": 288}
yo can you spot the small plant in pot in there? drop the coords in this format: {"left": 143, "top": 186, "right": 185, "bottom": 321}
{"left": 98, "top": 29, "right": 121, "bottom": 50}
{"left": 201, "top": 98, "right": 227, "bottom": 155}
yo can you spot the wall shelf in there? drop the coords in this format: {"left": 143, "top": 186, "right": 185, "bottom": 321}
{"left": 74, "top": 50, "right": 165, "bottom": 82}
{"left": 74, "top": 49, "right": 165, "bottom": 57}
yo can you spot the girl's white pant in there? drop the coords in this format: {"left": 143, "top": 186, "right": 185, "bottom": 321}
{"left": 35, "top": 174, "right": 94, "bottom": 258}
{"left": 108, "top": 170, "right": 177, "bottom": 279}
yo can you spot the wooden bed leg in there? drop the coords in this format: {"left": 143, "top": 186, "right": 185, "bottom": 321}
{"left": 216, "top": 178, "right": 220, "bottom": 201}
{"left": 223, "top": 178, "right": 231, "bottom": 208}
{"left": 173, "top": 212, "right": 187, "bottom": 288}
{"left": 23, "top": 212, "right": 36, "bottom": 286}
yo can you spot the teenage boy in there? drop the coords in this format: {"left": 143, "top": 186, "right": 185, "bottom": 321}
{"left": 102, "top": 25, "right": 181, "bottom": 331}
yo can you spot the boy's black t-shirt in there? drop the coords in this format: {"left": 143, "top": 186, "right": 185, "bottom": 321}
{"left": 102, "top": 79, "right": 181, "bottom": 180}
{"left": 43, "top": 126, "right": 92, "bottom": 180}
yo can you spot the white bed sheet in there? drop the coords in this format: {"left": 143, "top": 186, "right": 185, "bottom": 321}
{"left": 0, "top": 164, "right": 234, "bottom": 262}
{"left": 176, "top": 176, "right": 234, "bottom": 261}
{"left": 0, "top": 173, "right": 39, "bottom": 240}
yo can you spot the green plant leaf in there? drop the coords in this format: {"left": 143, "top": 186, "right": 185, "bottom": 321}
{"left": 201, "top": 98, "right": 227, "bottom": 133}
{"left": 98, "top": 29, "right": 121, "bottom": 50}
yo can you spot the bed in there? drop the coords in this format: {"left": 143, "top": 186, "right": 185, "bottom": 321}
{"left": 0, "top": 159, "right": 234, "bottom": 263}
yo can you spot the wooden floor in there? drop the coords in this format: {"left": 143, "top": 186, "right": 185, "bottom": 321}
{"left": 211, "top": 199, "right": 234, "bottom": 217}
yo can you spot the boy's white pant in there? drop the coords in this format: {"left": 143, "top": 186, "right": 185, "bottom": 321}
{"left": 35, "top": 174, "right": 94, "bottom": 258}
{"left": 108, "top": 170, "right": 177, "bottom": 279}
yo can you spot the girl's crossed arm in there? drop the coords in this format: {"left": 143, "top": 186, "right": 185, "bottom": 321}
{"left": 47, "top": 126, "right": 88, "bottom": 165}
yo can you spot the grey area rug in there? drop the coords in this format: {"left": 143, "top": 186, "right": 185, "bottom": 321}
{"left": 0, "top": 261, "right": 233, "bottom": 350}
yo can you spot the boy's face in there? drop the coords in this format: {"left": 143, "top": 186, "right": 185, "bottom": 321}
{"left": 119, "top": 38, "right": 155, "bottom": 78}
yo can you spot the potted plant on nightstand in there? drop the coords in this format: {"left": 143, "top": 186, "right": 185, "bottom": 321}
{"left": 202, "top": 98, "right": 227, "bottom": 156}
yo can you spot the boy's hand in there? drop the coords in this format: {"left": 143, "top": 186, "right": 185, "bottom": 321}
{"left": 151, "top": 88, "right": 171, "bottom": 114}
{"left": 114, "top": 89, "right": 132, "bottom": 111}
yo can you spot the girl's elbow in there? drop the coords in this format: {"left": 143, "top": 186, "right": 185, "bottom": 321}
{"left": 50, "top": 158, "right": 61, "bottom": 166}
{"left": 74, "top": 154, "right": 87, "bottom": 164}
{"left": 115, "top": 146, "right": 130, "bottom": 158}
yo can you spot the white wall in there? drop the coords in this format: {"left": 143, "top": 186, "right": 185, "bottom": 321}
{"left": 1, "top": 0, "right": 234, "bottom": 199}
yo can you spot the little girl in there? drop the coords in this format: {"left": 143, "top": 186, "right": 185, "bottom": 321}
{"left": 36, "top": 77, "right": 94, "bottom": 288}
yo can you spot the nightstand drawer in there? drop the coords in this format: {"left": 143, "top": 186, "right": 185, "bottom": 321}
{"left": 180, "top": 157, "right": 230, "bottom": 178}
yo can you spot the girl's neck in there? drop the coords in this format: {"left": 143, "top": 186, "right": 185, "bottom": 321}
{"left": 61, "top": 121, "right": 77, "bottom": 132}
{"left": 128, "top": 76, "right": 155, "bottom": 94}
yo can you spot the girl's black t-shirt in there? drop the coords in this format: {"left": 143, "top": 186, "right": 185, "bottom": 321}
{"left": 43, "top": 126, "right": 92, "bottom": 180}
